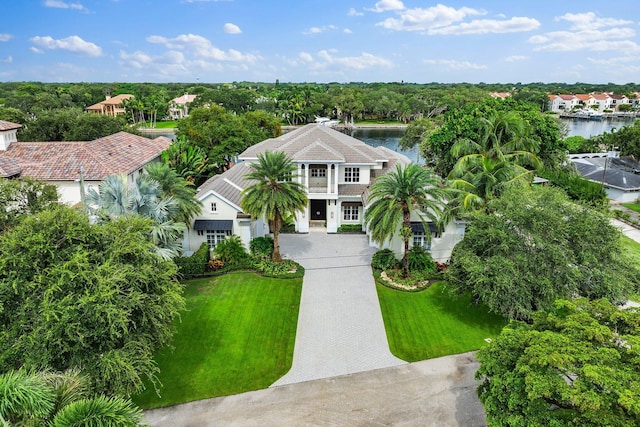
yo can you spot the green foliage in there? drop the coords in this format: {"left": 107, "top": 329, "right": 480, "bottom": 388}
{"left": 145, "top": 161, "right": 203, "bottom": 225}
{"left": 249, "top": 236, "right": 274, "bottom": 259}
{"left": 564, "top": 135, "right": 600, "bottom": 153}
{"left": 538, "top": 167, "right": 607, "bottom": 205}
{"left": 0, "top": 369, "right": 54, "bottom": 424}
{"left": 0, "top": 178, "right": 59, "bottom": 233}
{"left": 52, "top": 395, "right": 143, "bottom": 427}
{"left": 446, "top": 185, "right": 638, "bottom": 320}
{"left": 213, "top": 235, "right": 249, "bottom": 266}
{"left": 365, "top": 163, "right": 448, "bottom": 277}
{"left": 407, "top": 245, "right": 436, "bottom": 273}
{"left": 254, "top": 259, "right": 304, "bottom": 279}
{"left": 476, "top": 298, "right": 640, "bottom": 426}
{"left": 337, "top": 224, "right": 363, "bottom": 233}
{"left": 0, "top": 206, "right": 184, "bottom": 396}
{"left": 371, "top": 249, "right": 398, "bottom": 270}
{"left": 241, "top": 151, "right": 308, "bottom": 262}
{"left": 174, "top": 242, "right": 210, "bottom": 277}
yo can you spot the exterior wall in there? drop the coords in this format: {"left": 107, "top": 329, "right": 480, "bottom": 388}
{"left": 338, "top": 164, "right": 371, "bottom": 185}
{"left": 0, "top": 129, "right": 18, "bottom": 150}
{"left": 606, "top": 188, "right": 640, "bottom": 203}
{"left": 52, "top": 180, "right": 101, "bottom": 206}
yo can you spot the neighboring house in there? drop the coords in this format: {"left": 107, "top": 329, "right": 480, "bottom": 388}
{"left": 590, "top": 93, "right": 613, "bottom": 111}
{"left": 489, "top": 92, "right": 511, "bottom": 100}
{"left": 569, "top": 152, "right": 640, "bottom": 202}
{"left": 609, "top": 93, "right": 630, "bottom": 110}
{"left": 85, "top": 94, "right": 134, "bottom": 116}
{"left": 168, "top": 94, "right": 197, "bottom": 120}
{"left": 0, "top": 120, "right": 171, "bottom": 205}
{"left": 575, "top": 94, "right": 596, "bottom": 110}
{"left": 186, "top": 124, "right": 465, "bottom": 262}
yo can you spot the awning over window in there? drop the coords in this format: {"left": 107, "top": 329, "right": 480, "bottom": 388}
{"left": 410, "top": 222, "right": 438, "bottom": 233}
{"left": 193, "top": 219, "right": 233, "bottom": 231}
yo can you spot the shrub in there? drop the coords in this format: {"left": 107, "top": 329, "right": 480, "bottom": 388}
{"left": 250, "top": 236, "right": 274, "bottom": 260}
{"left": 407, "top": 246, "right": 436, "bottom": 274}
{"left": 337, "top": 224, "right": 363, "bottom": 233}
{"left": 371, "top": 249, "right": 398, "bottom": 270}
{"left": 213, "top": 235, "right": 249, "bottom": 266}
{"left": 207, "top": 259, "right": 225, "bottom": 271}
{"left": 174, "top": 242, "right": 209, "bottom": 277}
{"left": 255, "top": 259, "right": 304, "bottom": 278}
{"left": 537, "top": 167, "right": 606, "bottom": 205}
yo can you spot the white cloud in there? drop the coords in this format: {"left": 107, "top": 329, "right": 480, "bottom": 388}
{"left": 1, "top": 56, "right": 12, "bottom": 63}
{"left": 343, "top": 28, "right": 353, "bottom": 34}
{"left": 587, "top": 56, "right": 638, "bottom": 65}
{"left": 505, "top": 55, "right": 527, "bottom": 62}
{"left": 530, "top": 12, "right": 639, "bottom": 52}
{"left": 429, "top": 17, "right": 540, "bottom": 35}
{"left": 43, "top": 0, "right": 87, "bottom": 11}
{"left": 312, "top": 50, "right": 393, "bottom": 70}
{"left": 30, "top": 47, "right": 44, "bottom": 54}
{"left": 146, "top": 33, "right": 258, "bottom": 62}
{"left": 299, "top": 52, "right": 313, "bottom": 62}
{"left": 223, "top": 23, "right": 242, "bottom": 34}
{"left": 348, "top": 8, "right": 363, "bottom": 16}
{"left": 0, "top": 34, "right": 13, "bottom": 42}
{"left": 376, "top": 4, "right": 485, "bottom": 32}
{"left": 424, "top": 59, "right": 487, "bottom": 70}
{"left": 120, "top": 50, "right": 187, "bottom": 71}
{"left": 30, "top": 35, "right": 102, "bottom": 56}
{"left": 557, "top": 12, "right": 632, "bottom": 30}
{"left": 303, "top": 25, "right": 338, "bottom": 35}
{"left": 368, "top": 0, "right": 405, "bottom": 13}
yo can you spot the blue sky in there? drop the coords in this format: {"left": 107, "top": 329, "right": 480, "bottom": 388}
{"left": 1, "top": 0, "right": 639, "bottom": 84}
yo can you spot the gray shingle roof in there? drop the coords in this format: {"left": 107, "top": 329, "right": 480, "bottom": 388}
{"left": 572, "top": 156, "right": 640, "bottom": 191}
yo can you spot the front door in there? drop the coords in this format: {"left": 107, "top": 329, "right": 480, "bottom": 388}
{"left": 310, "top": 199, "right": 326, "bottom": 221}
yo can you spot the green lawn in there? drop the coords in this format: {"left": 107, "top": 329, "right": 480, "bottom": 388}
{"left": 154, "top": 120, "right": 177, "bottom": 129}
{"left": 621, "top": 203, "right": 640, "bottom": 213}
{"left": 133, "top": 272, "right": 302, "bottom": 409}
{"left": 620, "top": 234, "right": 640, "bottom": 302}
{"left": 377, "top": 281, "right": 507, "bottom": 362}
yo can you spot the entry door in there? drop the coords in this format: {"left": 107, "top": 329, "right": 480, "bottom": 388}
{"left": 310, "top": 199, "right": 326, "bottom": 220}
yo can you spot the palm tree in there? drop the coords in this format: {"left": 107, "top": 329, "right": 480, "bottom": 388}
{"left": 0, "top": 369, "right": 143, "bottom": 426}
{"left": 241, "top": 151, "right": 308, "bottom": 262}
{"left": 447, "top": 111, "right": 541, "bottom": 213}
{"left": 145, "top": 162, "right": 202, "bottom": 225}
{"left": 86, "top": 174, "right": 186, "bottom": 260}
{"left": 364, "top": 163, "right": 448, "bottom": 278}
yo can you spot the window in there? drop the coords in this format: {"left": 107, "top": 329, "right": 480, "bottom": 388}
{"left": 412, "top": 232, "right": 431, "bottom": 250}
{"left": 343, "top": 205, "right": 359, "bottom": 221}
{"left": 206, "top": 229, "right": 231, "bottom": 249}
{"left": 211, "top": 202, "right": 217, "bottom": 212}
{"left": 344, "top": 167, "right": 360, "bottom": 182}
{"left": 310, "top": 168, "right": 326, "bottom": 178}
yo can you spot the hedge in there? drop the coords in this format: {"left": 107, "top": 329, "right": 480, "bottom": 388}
{"left": 174, "top": 242, "right": 210, "bottom": 278}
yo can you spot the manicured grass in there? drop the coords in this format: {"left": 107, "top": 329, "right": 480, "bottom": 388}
{"left": 620, "top": 234, "right": 640, "bottom": 302}
{"left": 133, "top": 272, "right": 302, "bottom": 409}
{"left": 622, "top": 203, "right": 640, "bottom": 213}
{"left": 154, "top": 121, "right": 177, "bottom": 129}
{"left": 377, "top": 281, "right": 507, "bottom": 362}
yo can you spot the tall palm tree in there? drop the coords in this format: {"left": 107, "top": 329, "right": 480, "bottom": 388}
{"left": 86, "top": 174, "right": 186, "bottom": 260}
{"left": 364, "top": 163, "right": 448, "bottom": 278}
{"left": 447, "top": 111, "right": 541, "bottom": 213}
{"left": 241, "top": 151, "right": 308, "bottom": 262}
{"left": 145, "top": 162, "right": 202, "bottom": 225}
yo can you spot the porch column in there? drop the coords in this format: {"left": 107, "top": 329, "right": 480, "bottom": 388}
{"left": 304, "top": 163, "right": 309, "bottom": 190}
{"left": 326, "top": 163, "right": 332, "bottom": 194}
{"left": 334, "top": 164, "right": 339, "bottom": 194}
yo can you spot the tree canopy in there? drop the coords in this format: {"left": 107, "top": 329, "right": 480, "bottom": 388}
{"left": 0, "top": 206, "right": 184, "bottom": 396}
{"left": 0, "top": 178, "right": 59, "bottom": 233}
{"left": 476, "top": 298, "right": 640, "bottom": 426}
{"left": 446, "top": 185, "right": 639, "bottom": 320}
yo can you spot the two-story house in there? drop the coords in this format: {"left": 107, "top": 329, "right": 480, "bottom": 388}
{"left": 168, "top": 94, "right": 197, "bottom": 120}
{"left": 85, "top": 94, "right": 134, "bottom": 116}
{"left": 186, "top": 124, "right": 464, "bottom": 262}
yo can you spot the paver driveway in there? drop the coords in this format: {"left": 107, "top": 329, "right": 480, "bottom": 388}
{"left": 272, "top": 231, "right": 405, "bottom": 386}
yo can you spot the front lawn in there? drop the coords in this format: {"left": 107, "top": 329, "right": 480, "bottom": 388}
{"left": 133, "top": 272, "right": 302, "bottom": 409}
{"left": 377, "top": 281, "right": 507, "bottom": 361}
{"left": 621, "top": 203, "right": 640, "bottom": 213}
{"left": 620, "top": 234, "right": 640, "bottom": 302}
{"left": 154, "top": 120, "right": 177, "bottom": 129}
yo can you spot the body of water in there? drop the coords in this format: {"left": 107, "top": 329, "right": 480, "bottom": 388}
{"left": 560, "top": 117, "right": 635, "bottom": 139}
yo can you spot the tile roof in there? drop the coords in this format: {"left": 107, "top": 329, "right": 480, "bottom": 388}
{"left": 0, "top": 132, "right": 171, "bottom": 181}
{"left": 0, "top": 120, "right": 22, "bottom": 131}
{"left": 171, "top": 94, "right": 197, "bottom": 105}
{"left": 239, "top": 124, "right": 387, "bottom": 164}
{"left": 86, "top": 94, "right": 134, "bottom": 110}
{"left": 0, "top": 157, "right": 21, "bottom": 178}
{"left": 197, "top": 162, "right": 254, "bottom": 207}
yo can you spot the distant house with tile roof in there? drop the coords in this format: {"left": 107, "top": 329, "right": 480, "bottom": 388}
{"left": 168, "top": 94, "right": 197, "bottom": 120}
{"left": 0, "top": 120, "right": 171, "bottom": 205}
{"left": 85, "top": 94, "right": 134, "bottom": 117}
{"left": 186, "top": 124, "right": 465, "bottom": 262}
{"left": 489, "top": 92, "right": 511, "bottom": 100}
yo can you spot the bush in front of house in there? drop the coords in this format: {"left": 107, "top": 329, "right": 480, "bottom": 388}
{"left": 408, "top": 245, "right": 437, "bottom": 274}
{"left": 255, "top": 258, "right": 305, "bottom": 279}
{"left": 213, "top": 235, "right": 250, "bottom": 267}
{"left": 250, "top": 236, "right": 274, "bottom": 260}
{"left": 371, "top": 249, "right": 398, "bottom": 270}
{"left": 337, "top": 224, "right": 363, "bottom": 233}
{"left": 175, "top": 242, "right": 210, "bottom": 277}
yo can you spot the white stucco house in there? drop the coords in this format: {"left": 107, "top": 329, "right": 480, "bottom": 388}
{"left": 186, "top": 124, "right": 465, "bottom": 262}
{"left": 168, "top": 94, "right": 197, "bottom": 120}
{"left": 0, "top": 120, "right": 172, "bottom": 205}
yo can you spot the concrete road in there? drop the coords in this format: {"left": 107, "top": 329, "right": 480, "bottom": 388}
{"left": 144, "top": 352, "right": 487, "bottom": 427}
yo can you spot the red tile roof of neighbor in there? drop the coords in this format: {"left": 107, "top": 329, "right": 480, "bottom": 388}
{"left": 0, "top": 120, "right": 22, "bottom": 131}
{"left": 86, "top": 94, "right": 134, "bottom": 110}
{"left": 0, "top": 157, "right": 22, "bottom": 177}
{"left": 0, "top": 132, "right": 171, "bottom": 181}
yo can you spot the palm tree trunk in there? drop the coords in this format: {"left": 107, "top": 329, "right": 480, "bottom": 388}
{"left": 272, "top": 211, "right": 282, "bottom": 262}
{"left": 403, "top": 208, "right": 411, "bottom": 278}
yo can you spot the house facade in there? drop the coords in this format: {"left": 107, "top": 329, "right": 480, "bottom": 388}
{"left": 569, "top": 152, "right": 640, "bottom": 202}
{"left": 85, "top": 94, "right": 134, "bottom": 116}
{"left": 186, "top": 124, "right": 464, "bottom": 262}
{"left": 168, "top": 94, "right": 197, "bottom": 120}
{"left": 0, "top": 120, "right": 171, "bottom": 205}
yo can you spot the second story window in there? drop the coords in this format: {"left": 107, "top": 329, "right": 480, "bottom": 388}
{"left": 311, "top": 168, "right": 326, "bottom": 178}
{"left": 211, "top": 202, "right": 217, "bottom": 212}
{"left": 344, "top": 167, "right": 360, "bottom": 183}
